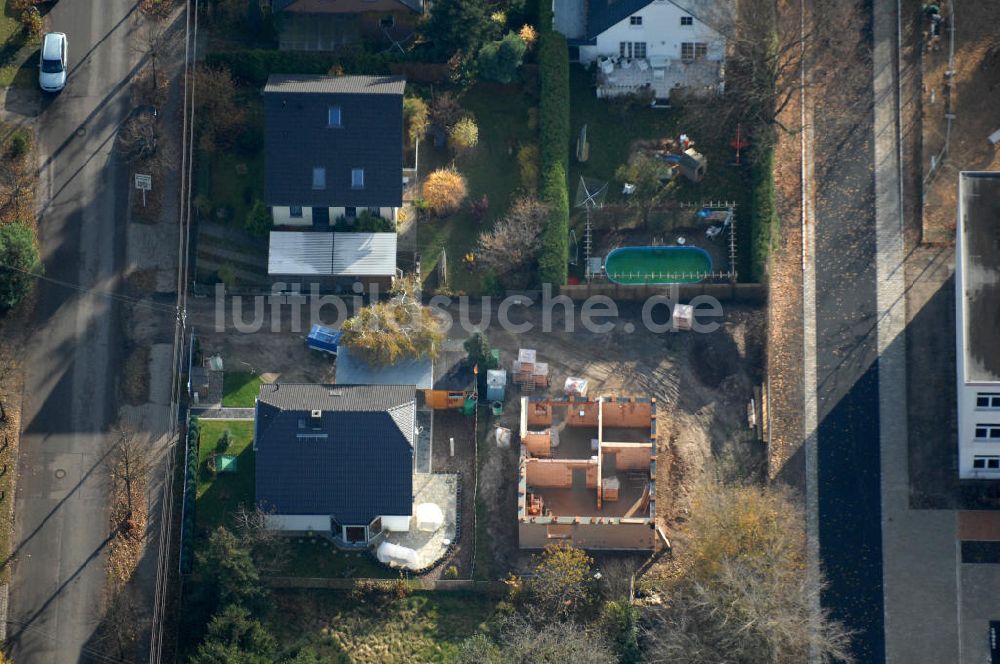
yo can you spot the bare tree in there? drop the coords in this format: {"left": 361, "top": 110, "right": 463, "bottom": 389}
{"left": 476, "top": 196, "right": 548, "bottom": 286}
{"left": 110, "top": 428, "right": 150, "bottom": 526}
{"left": 232, "top": 503, "right": 290, "bottom": 574}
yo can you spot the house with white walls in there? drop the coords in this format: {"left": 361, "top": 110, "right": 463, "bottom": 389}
{"left": 264, "top": 74, "right": 405, "bottom": 228}
{"left": 553, "top": 0, "right": 727, "bottom": 99}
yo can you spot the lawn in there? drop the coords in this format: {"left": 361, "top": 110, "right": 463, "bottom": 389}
{"left": 274, "top": 537, "right": 393, "bottom": 579}
{"left": 417, "top": 82, "right": 538, "bottom": 295}
{"left": 0, "top": 2, "right": 40, "bottom": 88}
{"left": 222, "top": 371, "right": 264, "bottom": 407}
{"left": 267, "top": 589, "right": 497, "bottom": 663}
{"left": 196, "top": 419, "right": 255, "bottom": 530}
{"left": 195, "top": 89, "right": 265, "bottom": 232}
{"left": 568, "top": 66, "right": 753, "bottom": 278}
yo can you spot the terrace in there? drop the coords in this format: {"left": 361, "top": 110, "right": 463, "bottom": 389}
{"left": 595, "top": 55, "right": 724, "bottom": 101}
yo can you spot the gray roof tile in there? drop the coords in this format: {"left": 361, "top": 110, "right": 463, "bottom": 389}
{"left": 255, "top": 384, "right": 415, "bottom": 524}
{"left": 264, "top": 75, "right": 405, "bottom": 208}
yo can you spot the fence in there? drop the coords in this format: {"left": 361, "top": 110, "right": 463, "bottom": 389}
{"left": 559, "top": 282, "right": 766, "bottom": 303}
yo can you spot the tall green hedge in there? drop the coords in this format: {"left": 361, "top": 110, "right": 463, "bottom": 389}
{"left": 205, "top": 49, "right": 393, "bottom": 87}
{"left": 537, "top": 29, "right": 570, "bottom": 286}
{"left": 750, "top": 143, "right": 777, "bottom": 282}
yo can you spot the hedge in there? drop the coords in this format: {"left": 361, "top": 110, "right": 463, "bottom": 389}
{"left": 179, "top": 416, "right": 201, "bottom": 574}
{"left": 750, "top": 143, "right": 777, "bottom": 281}
{"left": 205, "top": 49, "right": 394, "bottom": 87}
{"left": 537, "top": 29, "right": 570, "bottom": 286}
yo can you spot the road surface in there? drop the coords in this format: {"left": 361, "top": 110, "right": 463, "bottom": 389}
{"left": 8, "top": 2, "right": 138, "bottom": 662}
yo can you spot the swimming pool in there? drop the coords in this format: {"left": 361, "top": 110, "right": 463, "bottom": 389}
{"left": 604, "top": 246, "right": 713, "bottom": 284}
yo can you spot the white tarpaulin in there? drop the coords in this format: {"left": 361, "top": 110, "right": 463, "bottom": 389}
{"left": 376, "top": 541, "right": 419, "bottom": 567}
{"left": 381, "top": 515, "right": 411, "bottom": 532}
{"left": 415, "top": 502, "right": 444, "bottom": 532}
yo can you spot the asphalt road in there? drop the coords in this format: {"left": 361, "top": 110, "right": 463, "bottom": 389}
{"left": 811, "top": 1, "right": 887, "bottom": 660}
{"left": 8, "top": 2, "right": 138, "bottom": 662}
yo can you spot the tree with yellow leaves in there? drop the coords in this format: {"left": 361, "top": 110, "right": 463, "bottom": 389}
{"left": 340, "top": 275, "right": 444, "bottom": 367}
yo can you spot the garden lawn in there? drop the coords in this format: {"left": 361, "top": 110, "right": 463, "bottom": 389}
{"left": 0, "top": 2, "right": 39, "bottom": 88}
{"left": 417, "top": 82, "right": 537, "bottom": 294}
{"left": 268, "top": 589, "right": 496, "bottom": 663}
{"left": 222, "top": 371, "right": 264, "bottom": 407}
{"left": 195, "top": 419, "right": 255, "bottom": 530}
{"left": 274, "top": 538, "right": 392, "bottom": 579}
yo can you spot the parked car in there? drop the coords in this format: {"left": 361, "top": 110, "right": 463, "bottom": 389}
{"left": 39, "top": 32, "right": 67, "bottom": 93}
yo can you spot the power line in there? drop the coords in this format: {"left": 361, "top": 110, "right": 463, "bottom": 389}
{"left": 0, "top": 262, "right": 181, "bottom": 315}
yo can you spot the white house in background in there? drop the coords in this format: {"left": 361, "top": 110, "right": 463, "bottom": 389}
{"left": 553, "top": 0, "right": 727, "bottom": 99}
{"left": 956, "top": 173, "right": 1000, "bottom": 479}
{"left": 264, "top": 74, "right": 406, "bottom": 228}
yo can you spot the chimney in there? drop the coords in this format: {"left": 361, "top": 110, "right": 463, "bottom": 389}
{"left": 310, "top": 409, "right": 322, "bottom": 426}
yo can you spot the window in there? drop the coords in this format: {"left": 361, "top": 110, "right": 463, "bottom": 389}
{"left": 681, "top": 42, "right": 708, "bottom": 62}
{"left": 345, "top": 206, "right": 357, "bottom": 218}
{"left": 368, "top": 206, "right": 381, "bottom": 216}
{"left": 312, "top": 167, "right": 326, "bottom": 190}
{"left": 369, "top": 517, "right": 383, "bottom": 535}
{"left": 973, "top": 456, "right": 1000, "bottom": 470}
{"left": 351, "top": 168, "right": 365, "bottom": 189}
{"left": 380, "top": 14, "right": 394, "bottom": 28}
{"left": 289, "top": 205, "right": 303, "bottom": 218}
{"left": 681, "top": 15, "right": 693, "bottom": 26}
{"left": 630, "top": 16, "right": 643, "bottom": 25}
{"left": 344, "top": 526, "right": 367, "bottom": 543}
{"left": 619, "top": 42, "right": 646, "bottom": 59}
{"left": 977, "top": 393, "right": 1000, "bottom": 409}
{"left": 974, "top": 425, "right": 1000, "bottom": 441}
{"left": 327, "top": 106, "right": 342, "bottom": 127}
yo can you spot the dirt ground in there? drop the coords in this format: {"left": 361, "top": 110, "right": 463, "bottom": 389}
{"left": 440, "top": 299, "right": 766, "bottom": 573}
{"left": 920, "top": 0, "right": 1000, "bottom": 242}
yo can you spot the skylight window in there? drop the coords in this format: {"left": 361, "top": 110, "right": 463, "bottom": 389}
{"left": 313, "top": 167, "right": 326, "bottom": 190}
{"left": 352, "top": 168, "right": 365, "bottom": 189}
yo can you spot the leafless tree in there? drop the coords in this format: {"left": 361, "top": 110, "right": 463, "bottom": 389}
{"left": 132, "top": 21, "right": 166, "bottom": 91}
{"left": 110, "top": 428, "right": 149, "bottom": 524}
{"left": 692, "top": 0, "right": 862, "bottom": 142}
{"left": 119, "top": 115, "right": 158, "bottom": 163}
{"left": 476, "top": 196, "right": 548, "bottom": 286}
{"left": 456, "top": 614, "right": 614, "bottom": 664}
{"left": 232, "top": 503, "right": 290, "bottom": 574}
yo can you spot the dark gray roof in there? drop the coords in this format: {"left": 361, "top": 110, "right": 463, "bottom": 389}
{"left": 585, "top": 0, "right": 655, "bottom": 39}
{"left": 580, "top": 0, "right": 721, "bottom": 40}
{"left": 958, "top": 173, "right": 1000, "bottom": 383}
{"left": 264, "top": 75, "right": 405, "bottom": 208}
{"left": 255, "top": 383, "right": 415, "bottom": 524}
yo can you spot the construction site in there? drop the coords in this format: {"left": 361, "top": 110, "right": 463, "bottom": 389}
{"left": 517, "top": 395, "right": 658, "bottom": 550}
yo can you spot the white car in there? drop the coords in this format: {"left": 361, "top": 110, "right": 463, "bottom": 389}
{"left": 39, "top": 32, "right": 67, "bottom": 93}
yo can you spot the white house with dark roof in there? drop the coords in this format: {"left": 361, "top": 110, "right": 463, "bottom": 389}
{"left": 554, "top": 0, "right": 727, "bottom": 99}
{"left": 956, "top": 173, "right": 1000, "bottom": 478}
{"left": 254, "top": 383, "right": 416, "bottom": 543}
{"left": 263, "top": 74, "right": 405, "bottom": 228}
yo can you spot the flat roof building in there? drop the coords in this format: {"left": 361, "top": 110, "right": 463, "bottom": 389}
{"left": 956, "top": 172, "right": 1000, "bottom": 478}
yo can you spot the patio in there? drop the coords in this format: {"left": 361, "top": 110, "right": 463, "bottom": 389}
{"left": 383, "top": 472, "right": 458, "bottom": 571}
{"left": 595, "top": 56, "right": 724, "bottom": 101}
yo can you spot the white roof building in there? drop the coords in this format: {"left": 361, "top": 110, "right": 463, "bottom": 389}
{"left": 956, "top": 172, "right": 1000, "bottom": 478}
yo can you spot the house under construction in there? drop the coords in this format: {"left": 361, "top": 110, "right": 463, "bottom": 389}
{"left": 517, "top": 395, "right": 657, "bottom": 549}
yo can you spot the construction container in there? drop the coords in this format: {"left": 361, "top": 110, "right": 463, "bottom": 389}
{"left": 486, "top": 369, "right": 507, "bottom": 402}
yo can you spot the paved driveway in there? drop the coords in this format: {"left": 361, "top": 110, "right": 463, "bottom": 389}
{"left": 7, "top": 2, "right": 138, "bottom": 662}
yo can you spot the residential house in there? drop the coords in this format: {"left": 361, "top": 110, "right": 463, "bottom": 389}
{"left": 264, "top": 74, "right": 405, "bottom": 228}
{"left": 553, "top": 0, "right": 727, "bottom": 99}
{"left": 518, "top": 395, "right": 658, "bottom": 549}
{"left": 254, "top": 383, "right": 416, "bottom": 545}
{"left": 955, "top": 172, "right": 1000, "bottom": 478}
{"left": 269, "top": 0, "right": 424, "bottom": 51}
